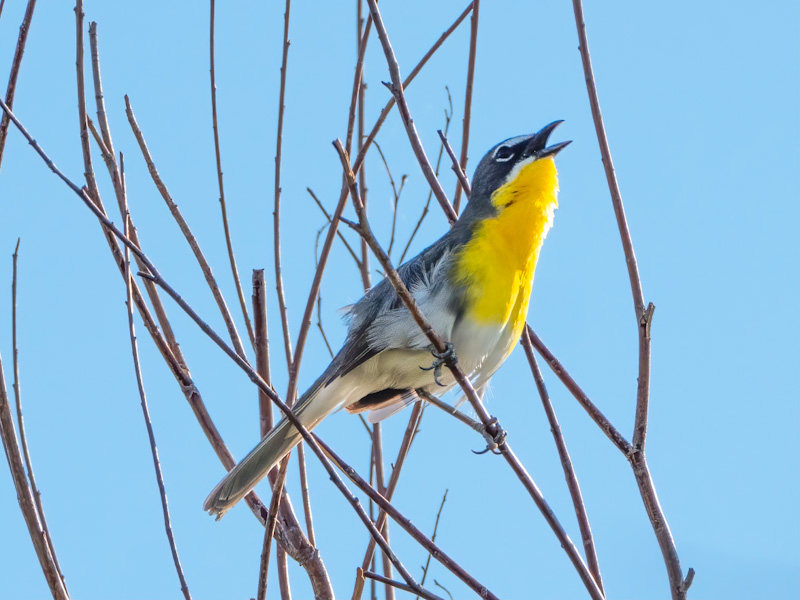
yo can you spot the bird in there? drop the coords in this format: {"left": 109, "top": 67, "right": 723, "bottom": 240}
{"left": 204, "top": 121, "right": 570, "bottom": 518}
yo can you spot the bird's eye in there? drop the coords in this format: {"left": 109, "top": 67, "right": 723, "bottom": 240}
{"left": 494, "top": 146, "right": 514, "bottom": 162}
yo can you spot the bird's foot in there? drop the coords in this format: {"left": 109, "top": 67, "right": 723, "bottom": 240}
{"left": 420, "top": 342, "right": 458, "bottom": 387}
{"left": 472, "top": 417, "right": 507, "bottom": 455}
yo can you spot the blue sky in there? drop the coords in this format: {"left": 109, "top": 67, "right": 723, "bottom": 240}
{"left": 0, "top": 1, "right": 797, "bottom": 599}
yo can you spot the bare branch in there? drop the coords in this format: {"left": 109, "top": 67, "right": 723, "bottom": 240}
{"left": 451, "top": 0, "right": 479, "bottom": 214}
{"left": 253, "top": 270, "right": 273, "bottom": 437}
{"left": 307, "top": 188, "right": 362, "bottom": 268}
{"left": 362, "top": 571, "right": 444, "bottom": 600}
{"left": 365, "top": 0, "right": 456, "bottom": 225}
{"left": 437, "top": 130, "right": 471, "bottom": 198}
{"left": 1, "top": 254, "right": 68, "bottom": 600}
{"left": 257, "top": 456, "right": 290, "bottom": 600}
{"left": 521, "top": 329, "right": 603, "bottom": 594}
{"left": 124, "top": 96, "right": 249, "bottom": 361}
{"left": 0, "top": 0, "right": 36, "bottom": 172}
{"left": 417, "top": 489, "right": 448, "bottom": 598}
{"left": 210, "top": 0, "right": 255, "bottom": 349}
{"left": 572, "top": 3, "right": 687, "bottom": 596}
{"left": 400, "top": 88, "right": 453, "bottom": 264}
{"left": 10, "top": 240, "right": 70, "bottom": 596}
{"left": 354, "top": 1, "right": 474, "bottom": 177}
{"left": 273, "top": 0, "right": 294, "bottom": 371}
{"left": 122, "top": 193, "right": 192, "bottom": 600}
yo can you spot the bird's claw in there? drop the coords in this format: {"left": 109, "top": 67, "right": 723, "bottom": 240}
{"left": 471, "top": 417, "right": 507, "bottom": 455}
{"left": 419, "top": 342, "right": 457, "bottom": 387}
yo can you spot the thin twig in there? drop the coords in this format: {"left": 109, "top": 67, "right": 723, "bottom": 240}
{"left": 257, "top": 456, "right": 290, "bottom": 600}
{"left": 210, "top": 0, "right": 255, "bottom": 349}
{"left": 318, "top": 435, "right": 499, "bottom": 600}
{"left": 437, "top": 130, "right": 471, "bottom": 197}
{"left": 521, "top": 329, "right": 603, "bottom": 594}
{"left": 353, "top": 1, "right": 474, "bottom": 177}
{"left": 11, "top": 240, "right": 69, "bottom": 594}
{"left": 371, "top": 422, "right": 395, "bottom": 600}
{"left": 400, "top": 88, "right": 453, "bottom": 264}
{"left": 0, "top": 0, "right": 36, "bottom": 172}
{"left": 571, "top": 5, "right": 687, "bottom": 595}
{"left": 296, "top": 441, "right": 316, "bottom": 547}
{"left": 365, "top": 0, "right": 456, "bottom": 225}
{"left": 451, "top": 0, "right": 479, "bottom": 214}
{"left": 123, "top": 193, "right": 192, "bottom": 600}
{"left": 276, "top": 547, "right": 293, "bottom": 600}
{"left": 124, "top": 96, "right": 249, "bottom": 361}
{"left": 85, "top": 25, "right": 183, "bottom": 363}
{"left": 83, "top": 41, "right": 330, "bottom": 590}
{"left": 417, "top": 489, "right": 448, "bottom": 598}
{"left": 273, "top": 0, "right": 294, "bottom": 371}
{"left": 0, "top": 97, "right": 491, "bottom": 600}
{"left": 0, "top": 350, "right": 68, "bottom": 600}
{"left": 362, "top": 571, "right": 444, "bottom": 600}
{"left": 372, "top": 140, "right": 406, "bottom": 259}
{"left": 253, "top": 270, "right": 273, "bottom": 438}
{"left": 346, "top": 11, "right": 373, "bottom": 291}
{"left": 307, "top": 188, "right": 362, "bottom": 268}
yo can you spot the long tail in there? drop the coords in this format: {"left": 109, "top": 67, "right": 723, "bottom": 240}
{"left": 203, "top": 377, "right": 336, "bottom": 518}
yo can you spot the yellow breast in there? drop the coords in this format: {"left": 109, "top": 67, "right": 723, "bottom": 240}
{"left": 454, "top": 157, "right": 559, "bottom": 333}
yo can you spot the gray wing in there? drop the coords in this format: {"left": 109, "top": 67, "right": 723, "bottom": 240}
{"left": 330, "top": 226, "right": 472, "bottom": 381}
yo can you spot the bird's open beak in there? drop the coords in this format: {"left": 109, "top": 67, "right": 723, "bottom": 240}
{"left": 524, "top": 120, "right": 572, "bottom": 159}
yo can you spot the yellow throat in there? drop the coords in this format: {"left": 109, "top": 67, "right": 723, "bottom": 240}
{"left": 454, "top": 156, "right": 559, "bottom": 331}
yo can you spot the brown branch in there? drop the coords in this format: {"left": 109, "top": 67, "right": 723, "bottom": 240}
{"left": 362, "top": 571, "right": 444, "bottom": 600}
{"left": 417, "top": 488, "right": 448, "bottom": 598}
{"left": 437, "top": 130, "right": 471, "bottom": 198}
{"left": 372, "top": 140, "right": 406, "bottom": 259}
{"left": 357, "top": 402, "right": 423, "bottom": 584}
{"left": 400, "top": 88, "right": 453, "bottom": 264}
{"left": 1, "top": 254, "right": 68, "bottom": 600}
{"left": 570, "top": 0, "right": 651, "bottom": 452}
{"left": 276, "top": 547, "right": 293, "bottom": 600}
{"left": 253, "top": 270, "right": 273, "bottom": 437}
{"left": 296, "top": 442, "right": 316, "bottom": 547}
{"left": 365, "top": 0, "right": 456, "bottom": 225}
{"left": 122, "top": 196, "right": 192, "bottom": 600}
{"left": 210, "top": 0, "right": 255, "bottom": 349}
{"left": 526, "top": 325, "right": 630, "bottom": 453}
{"left": 371, "top": 422, "right": 395, "bottom": 600}
{"left": 0, "top": 0, "right": 36, "bottom": 172}
{"left": 0, "top": 97, "right": 484, "bottom": 600}
{"left": 77, "top": 30, "right": 330, "bottom": 589}
{"left": 307, "top": 188, "right": 362, "bottom": 268}
{"left": 521, "top": 329, "right": 603, "bottom": 594}
{"left": 335, "top": 140, "right": 603, "bottom": 600}
{"left": 257, "top": 456, "right": 290, "bottom": 600}
{"left": 85, "top": 27, "right": 183, "bottom": 364}
{"left": 347, "top": 10, "right": 373, "bottom": 291}
{"left": 273, "top": 0, "right": 294, "bottom": 372}
{"left": 451, "top": 0, "right": 479, "bottom": 214}
{"left": 124, "top": 96, "right": 249, "bottom": 361}
{"left": 353, "top": 1, "right": 473, "bottom": 177}
{"left": 10, "top": 240, "right": 69, "bottom": 595}
{"left": 318, "top": 435, "right": 499, "bottom": 600}
{"left": 571, "top": 5, "right": 687, "bottom": 596}
{"left": 0, "top": 355, "right": 68, "bottom": 600}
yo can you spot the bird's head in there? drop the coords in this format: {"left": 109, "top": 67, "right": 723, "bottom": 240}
{"left": 462, "top": 121, "right": 570, "bottom": 221}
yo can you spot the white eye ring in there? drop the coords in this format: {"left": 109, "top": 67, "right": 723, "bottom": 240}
{"left": 493, "top": 146, "right": 514, "bottom": 162}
